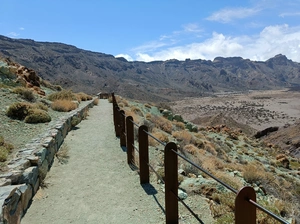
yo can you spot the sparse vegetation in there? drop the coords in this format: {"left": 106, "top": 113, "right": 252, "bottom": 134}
{"left": 76, "top": 92, "right": 93, "bottom": 102}
{"left": 149, "top": 130, "right": 169, "bottom": 146}
{"left": 47, "top": 89, "right": 77, "bottom": 101}
{"left": 12, "top": 87, "right": 36, "bottom": 102}
{"left": 56, "top": 143, "right": 70, "bottom": 164}
{"left": 0, "top": 136, "right": 14, "bottom": 162}
{"left": 151, "top": 115, "right": 173, "bottom": 134}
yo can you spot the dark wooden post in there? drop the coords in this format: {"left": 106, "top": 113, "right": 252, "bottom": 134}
{"left": 235, "top": 186, "right": 256, "bottom": 224}
{"left": 112, "top": 93, "right": 120, "bottom": 137}
{"left": 126, "top": 116, "right": 134, "bottom": 165}
{"left": 120, "top": 110, "right": 126, "bottom": 147}
{"left": 164, "top": 142, "right": 178, "bottom": 224}
{"left": 138, "top": 125, "right": 149, "bottom": 184}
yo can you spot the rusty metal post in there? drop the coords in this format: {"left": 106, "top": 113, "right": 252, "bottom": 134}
{"left": 126, "top": 116, "right": 134, "bottom": 165}
{"left": 138, "top": 125, "right": 149, "bottom": 184}
{"left": 164, "top": 142, "right": 178, "bottom": 224}
{"left": 235, "top": 186, "right": 256, "bottom": 224}
{"left": 119, "top": 110, "right": 126, "bottom": 147}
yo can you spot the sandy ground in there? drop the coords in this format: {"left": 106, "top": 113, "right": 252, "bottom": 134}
{"left": 21, "top": 99, "right": 165, "bottom": 224}
{"left": 171, "top": 89, "right": 300, "bottom": 132}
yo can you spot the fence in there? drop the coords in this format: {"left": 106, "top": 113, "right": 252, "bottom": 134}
{"left": 111, "top": 93, "right": 289, "bottom": 224}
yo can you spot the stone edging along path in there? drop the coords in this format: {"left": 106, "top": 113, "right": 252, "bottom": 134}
{"left": 0, "top": 99, "right": 95, "bottom": 224}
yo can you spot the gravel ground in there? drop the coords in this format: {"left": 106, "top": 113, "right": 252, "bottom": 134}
{"left": 21, "top": 99, "right": 166, "bottom": 224}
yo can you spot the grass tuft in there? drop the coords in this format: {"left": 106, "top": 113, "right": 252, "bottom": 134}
{"left": 47, "top": 89, "right": 77, "bottom": 101}
{"left": 24, "top": 109, "right": 51, "bottom": 123}
{"left": 51, "top": 100, "right": 78, "bottom": 112}
{"left": 12, "top": 87, "right": 36, "bottom": 102}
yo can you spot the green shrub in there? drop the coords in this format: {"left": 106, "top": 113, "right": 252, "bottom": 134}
{"left": 6, "top": 102, "right": 32, "bottom": 120}
{"left": 24, "top": 109, "right": 51, "bottom": 123}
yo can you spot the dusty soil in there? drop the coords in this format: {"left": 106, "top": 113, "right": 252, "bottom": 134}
{"left": 21, "top": 100, "right": 166, "bottom": 224}
{"left": 171, "top": 89, "right": 300, "bottom": 135}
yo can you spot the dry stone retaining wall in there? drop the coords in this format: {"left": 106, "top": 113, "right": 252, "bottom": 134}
{"left": 0, "top": 100, "right": 95, "bottom": 224}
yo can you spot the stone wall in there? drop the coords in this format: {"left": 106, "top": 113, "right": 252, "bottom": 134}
{"left": 0, "top": 100, "right": 95, "bottom": 224}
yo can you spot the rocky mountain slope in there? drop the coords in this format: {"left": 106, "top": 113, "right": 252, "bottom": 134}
{"left": 1, "top": 35, "right": 300, "bottom": 102}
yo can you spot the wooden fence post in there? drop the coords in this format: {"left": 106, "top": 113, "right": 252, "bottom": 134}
{"left": 164, "top": 142, "right": 178, "bottom": 224}
{"left": 138, "top": 125, "right": 149, "bottom": 184}
{"left": 126, "top": 116, "right": 134, "bottom": 165}
{"left": 235, "top": 186, "right": 256, "bottom": 224}
{"left": 112, "top": 93, "right": 120, "bottom": 137}
{"left": 119, "top": 110, "right": 126, "bottom": 147}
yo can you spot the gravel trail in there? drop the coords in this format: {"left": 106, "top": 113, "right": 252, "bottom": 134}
{"left": 21, "top": 99, "right": 165, "bottom": 224}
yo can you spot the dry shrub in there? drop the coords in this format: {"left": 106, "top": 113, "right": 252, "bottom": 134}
{"left": 6, "top": 102, "right": 33, "bottom": 120}
{"left": 12, "top": 87, "right": 36, "bottom": 102}
{"left": 125, "top": 110, "right": 140, "bottom": 123}
{"left": 145, "top": 113, "right": 152, "bottom": 120}
{"left": 56, "top": 144, "right": 70, "bottom": 164}
{"left": 149, "top": 131, "right": 169, "bottom": 146}
{"left": 40, "top": 79, "right": 62, "bottom": 91}
{"left": 172, "top": 120, "right": 185, "bottom": 130}
{"left": 51, "top": 100, "right": 78, "bottom": 112}
{"left": 35, "top": 102, "right": 48, "bottom": 111}
{"left": 172, "top": 130, "right": 193, "bottom": 145}
{"left": 93, "top": 98, "right": 99, "bottom": 105}
{"left": 214, "top": 171, "right": 243, "bottom": 191}
{"left": 151, "top": 115, "right": 172, "bottom": 134}
{"left": 242, "top": 162, "right": 265, "bottom": 184}
{"left": 24, "top": 109, "right": 51, "bottom": 123}
{"left": 115, "top": 96, "right": 129, "bottom": 107}
{"left": 47, "top": 89, "right": 77, "bottom": 101}
{"left": 211, "top": 192, "right": 235, "bottom": 218}
{"left": 204, "top": 141, "right": 217, "bottom": 155}
{"left": 183, "top": 144, "right": 198, "bottom": 155}
{"left": 144, "top": 103, "right": 152, "bottom": 109}
{"left": 108, "top": 96, "right": 113, "bottom": 103}
{"left": 130, "top": 105, "right": 144, "bottom": 117}
{"left": 76, "top": 92, "right": 93, "bottom": 101}
{"left": 0, "top": 136, "right": 14, "bottom": 162}
{"left": 202, "top": 156, "right": 224, "bottom": 173}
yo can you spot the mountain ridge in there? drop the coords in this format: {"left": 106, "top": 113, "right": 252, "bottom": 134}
{"left": 1, "top": 35, "right": 300, "bottom": 102}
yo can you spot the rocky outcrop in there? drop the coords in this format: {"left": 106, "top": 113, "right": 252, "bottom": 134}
{"left": 254, "top": 126, "right": 279, "bottom": 138}
{"left": 0, "top": 100, "right": 95, "bottom": 223}
{"left": 0, "top": 57, "right": 45, "bottom": 95}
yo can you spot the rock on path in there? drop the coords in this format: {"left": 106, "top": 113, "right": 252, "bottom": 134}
{"left": 21, "top": 99, "right": 165, "bottom": 224}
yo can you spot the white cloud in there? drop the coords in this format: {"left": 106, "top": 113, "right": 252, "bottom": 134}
{"left": 115, "top": 54, "right": 133, "bottom": 61}
{"left": 19, "top": 27, "right": 25, "bottom": 30}
{"left": 132, "top": 24, "right": 300, "bottom": 63}
{"left": 279, "top": 12, "right": 300, "bottom": 17}
{"left": 206, "top": 7, "right": 260, "bottom": 23}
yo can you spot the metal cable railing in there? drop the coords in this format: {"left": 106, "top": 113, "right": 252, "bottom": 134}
{"left": 111, "top": 93, "right": 290, "bottom": 224}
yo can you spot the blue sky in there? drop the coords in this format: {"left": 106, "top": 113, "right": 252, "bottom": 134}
{"left": 1, "top": 0, "right": 300, "bottom": 62}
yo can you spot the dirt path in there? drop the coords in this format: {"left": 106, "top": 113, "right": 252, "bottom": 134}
{"left": 21, "top": 99, "right": 165, "bottom": 224}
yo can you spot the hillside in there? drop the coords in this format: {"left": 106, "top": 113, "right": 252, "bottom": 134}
{"left": 1, "top": 35, "right": 300, "bottom": 102}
